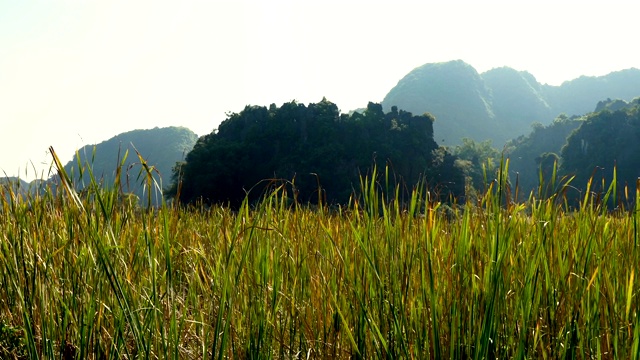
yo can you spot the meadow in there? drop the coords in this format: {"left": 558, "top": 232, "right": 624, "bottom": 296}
{"left": 1, "top": 156, "right": 639, "bottom": 359}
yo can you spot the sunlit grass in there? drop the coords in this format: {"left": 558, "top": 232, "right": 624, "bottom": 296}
{"left": 0, "top": 155, "right": 639, "bottom": 359}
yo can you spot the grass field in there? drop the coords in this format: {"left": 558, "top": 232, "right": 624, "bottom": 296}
{"left": 1, "top": 158, "right": 639, "bottom": 359}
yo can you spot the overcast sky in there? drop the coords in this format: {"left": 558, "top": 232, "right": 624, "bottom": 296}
{"left": 2, "top": 0, "right": 639, "bottom": 181}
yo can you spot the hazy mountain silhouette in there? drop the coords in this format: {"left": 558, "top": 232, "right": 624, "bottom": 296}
{"left": 1, "top": 176, "right": 29, "bottom": 201}
{"left": 482, "top": 66, "right": 553, "bottom": 140}
{"left": 382, "top": 61, "right": 495, "bottom": 145}
{"left": 543, "top": 69, "right": 640, "bottom": 117}
{"left": 61, "top": 126, "right": 198, "bottom": 205}
{"left": 382, "top": 60, "right": 640, "bottom": 146}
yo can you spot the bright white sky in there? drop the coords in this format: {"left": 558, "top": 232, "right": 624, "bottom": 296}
{"left": 2, "top": 0, "right": 639, "bottom": 181}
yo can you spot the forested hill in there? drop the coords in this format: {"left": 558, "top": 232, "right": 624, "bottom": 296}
{"left": 61, "top": 126, "right": 198, "bottom": 205}
{"left": 381, "top": 60, "right": 640, "bottom": 146}
{"left": 493, "top": 97, "right": 640, "bottom": 205}
{"left": 559, "top": 98, "right": 640, "bottom": 205}
{"left": 167, "top": 99, "right": 465, "bottom": 207}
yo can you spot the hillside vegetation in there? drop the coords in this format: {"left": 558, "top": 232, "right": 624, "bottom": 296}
{"left": 166, "top": 97, "right": 640, "bottom": 209}
{"left": 503, "top": 114, "right": 584, "bottom": 200}
{"left": 453, "top": 98, "right": 640, "bottom": 205}
{"left": 168, "top": 99, "right": 465, "bottom": 207}
{"left": 559, "top": 97, "right": 640, "bottom": 205}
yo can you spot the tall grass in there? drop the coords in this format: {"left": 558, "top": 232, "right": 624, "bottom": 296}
{"left": 0, "top": 154, "right": 639, "bottom": 358}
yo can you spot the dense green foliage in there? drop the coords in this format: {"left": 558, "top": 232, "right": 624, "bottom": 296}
{"left": 560, "top": 98, "right": 640, "bottom": 206}
{"left": 169, "top": 99, "right": 465, "bottom": 207}
{"left": 382, "top": 60, "right": 640, "bottom": 146}
{"left": 1, "top": 158, "right": 640, "bottom": 358}
{"left": 504, "top": 114, "right": 584, "bottom": 200}
{"left": 452, "top": 138, "right": 501, "bottom": 196}
{"left": 455, "top": 99, "right": 640, "bottom": 205}
{"left": 62, "top": 126, "right": 198, "bottom": 206}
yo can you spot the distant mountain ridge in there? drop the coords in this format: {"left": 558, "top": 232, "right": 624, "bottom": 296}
{"left": 381, "top": 60, "right": 640, "bottom": 145}
{"left": 1, "top": 176, "right": 48, "bottom": 199}
{"left": 2, "top": 127, "right": 198, "bottom": 205}
{"left": 0, "top": 176, "right": 29, "bottom": 201}
{"left": 62, "top": 126, "right": 198, "bottom": 205}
